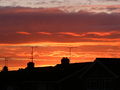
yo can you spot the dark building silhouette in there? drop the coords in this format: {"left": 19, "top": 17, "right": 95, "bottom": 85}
{"left": 61, "top": 57, "right": 70, "bottom": 65}
{"left": 26, "top": 62, "right": 35, "bottom": 70}
{"left": 1, "top": 58, "right": 120, "bottom": 90}
{"left": 1, "top": 66, "right": 8, "bottom": 72}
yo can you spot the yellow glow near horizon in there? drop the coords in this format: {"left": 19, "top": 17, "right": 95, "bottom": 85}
{"left": 0, "top": 41, "right": 120, "bottom": 47}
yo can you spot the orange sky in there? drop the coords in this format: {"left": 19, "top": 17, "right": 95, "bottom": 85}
{"left": 0, "top": 42, "right": 120, "bottom": 70}
{"left": 0, "top": 5, "right": 120, "bottom": 70}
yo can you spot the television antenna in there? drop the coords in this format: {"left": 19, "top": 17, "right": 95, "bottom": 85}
{"left": 4, "top": 57, "right": 9, "bottom": 66}
{"left": 30, "top": 46, "right": 38, "bottom": 62}
{"left": 0, "top": 57, "right": 9, "bottom": 66}
{"left": 67, "top": 47, "right": 77, "bottom": 60}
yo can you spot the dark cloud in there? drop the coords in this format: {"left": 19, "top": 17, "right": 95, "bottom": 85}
{"left": 0, "top": 8, "right": 120, "bottom": 44}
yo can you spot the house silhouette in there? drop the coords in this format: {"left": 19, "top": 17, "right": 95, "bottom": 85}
{"left": 0, "top": 58, "right": 120, "bottom": 90}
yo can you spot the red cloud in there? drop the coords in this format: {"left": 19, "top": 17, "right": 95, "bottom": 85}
{"left": 16, "top": 32, "right": 31, "bottom": 35}
{"left": 58, "top": 31, "right": 120, "bottom": 38}
{"left": 83, "top": 32, "right": 113, "bottom": 36}
{"left": 80, "top": 31, "right": 120, "bottom": 37}
{"left": 59, "top": 32, "right": 81, "bottom": 37}
{"left": 37, "top": 32, "right": 52, "bottom": 35}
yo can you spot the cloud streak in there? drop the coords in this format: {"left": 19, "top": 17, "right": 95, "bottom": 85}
{"left": 59, "top": 32, "right": 81, "bottom": 37}
{"left": 16, "top": 32, "right": 31, "bottom": 35}
{"left": 37, "top": 32, "right": 52, "bottom": 35}
{"left": 0, "top": 8, "right": 120, "bottom": 45}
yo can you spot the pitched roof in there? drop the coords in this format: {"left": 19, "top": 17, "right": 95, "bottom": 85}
{"left": 0, "top": 62, "right": 92, "bottom": 82}
{"left": 95, "top": 58, "right": 120, "bottom": 75}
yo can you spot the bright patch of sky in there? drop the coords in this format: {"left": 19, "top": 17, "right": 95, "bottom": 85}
{"left": 0, "top": 0, "right": 120, "bottom": 8}
{"left": 0, "top": 0, "right": 120, "bottom": 13}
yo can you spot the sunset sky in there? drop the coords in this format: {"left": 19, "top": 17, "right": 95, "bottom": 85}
{"left": 0, "top": 0, "right": 120, "bottom": 70}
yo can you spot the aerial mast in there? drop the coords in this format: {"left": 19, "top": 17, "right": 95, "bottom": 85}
{"left": 4, "top": 57, "right": 8, "bottom": 66}
{"left": 1, "top": 57, "right": 9, "bottom": 72}
{"left": 30, "top": 46, "right": 38, "bottom": 62}
{"left": 67, "top": 47, "right": 76, "bottom": 60}
{"left": 31, "top": 46, "right": 34, "bottom": 62}
{"left": 26, "top": 46, "right": 36, "bottom": 70}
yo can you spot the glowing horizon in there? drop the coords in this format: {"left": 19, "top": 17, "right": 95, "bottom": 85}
{"left": 0, "top": 0, "right": 120, "bottom": 70}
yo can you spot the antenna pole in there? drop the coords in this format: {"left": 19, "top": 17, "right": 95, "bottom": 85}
{"left": 68, "top": 47, "right": 78, "bottom": 60}
{"left": 5, "top": 57, "right": 8, "bottom": 66}
{"left": 69, "top": 47, "right": 72, "bottom": 60}
{"left": 68, "top": 47, "right": 76, "bottom": 60}
{"left": 31, "top": 47, "right": 34, "bottom": 62}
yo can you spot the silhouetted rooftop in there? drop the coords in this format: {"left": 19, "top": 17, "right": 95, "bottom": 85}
{"left": 1, "top": 58, "right": 120, "bottom": 83}
{"left": 95, "top": 58, "right": 120, "bottom": 75}
{"left": 0, "top": 62, "right": 92, "bottom": 82}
